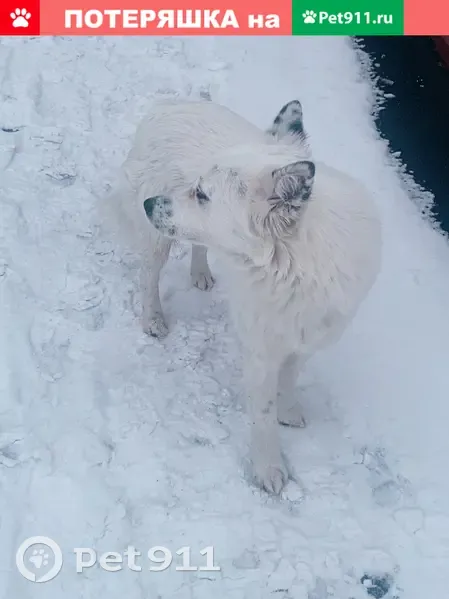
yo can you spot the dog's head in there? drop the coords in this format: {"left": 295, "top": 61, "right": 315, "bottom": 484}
{"left": 143, "top": 156, "right": 316, "bottom": 257}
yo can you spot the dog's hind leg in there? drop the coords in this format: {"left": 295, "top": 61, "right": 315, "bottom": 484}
{"left": 141, "top": 229, "right": 172, "bottom": 338}
{"left": 277, "top": 353, "right": 306, "bottom": 427}
{"left": 190, "top": 244, "right": 215, "bottom": 291}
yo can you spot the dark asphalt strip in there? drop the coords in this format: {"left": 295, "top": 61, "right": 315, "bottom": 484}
{"left": 357, "top": 35, "right": 449, "bottom": 235}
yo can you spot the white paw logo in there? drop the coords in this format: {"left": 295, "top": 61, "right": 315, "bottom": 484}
{"left": 29, "top": 548, "right": 49, "bottom": 569}
{"left": 303, "top": 10, "right": 317, "bottom": 24}
{"left": 10, "top": 8, "right": 32, "bottom": 27}
{"left": 16, "top": 536, "right": 63, "bottom": 583}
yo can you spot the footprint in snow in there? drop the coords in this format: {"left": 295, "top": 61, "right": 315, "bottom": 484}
{"left": 360, "top": 573, "right": 400, "bottom": 599}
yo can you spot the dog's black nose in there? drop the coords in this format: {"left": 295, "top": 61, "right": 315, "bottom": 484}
{"left": 143, "top": 197, "right": 157, "bottom": 219}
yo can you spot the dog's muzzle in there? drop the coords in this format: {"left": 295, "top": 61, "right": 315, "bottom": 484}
{"left": 143, "top": 195, "right": 176, "bottom": 236}
{"left": 144, "top": 195, "right": 173, "bottom": 219}
{"left": 143, "top": 196, "right": 163, "bottom": 219}
{"left": 143, "top": 196, "right": 157, "bottom": 219}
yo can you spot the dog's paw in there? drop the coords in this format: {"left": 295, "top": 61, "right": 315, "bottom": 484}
{"left": 191, "top": 271, "right": 215, "bottom": 291}
{"left": 278, "top": 402, "right": 306, "bottom": 428}
{"left": 251, "top": 453, "right": 289, "bottom": 495}
{"left": 143, "top": 314, "right": 169, "bottom": 338}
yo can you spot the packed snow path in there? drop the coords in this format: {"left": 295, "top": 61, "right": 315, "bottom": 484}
{"left": 1, "top": 36, "right": 449, "bottom": 599}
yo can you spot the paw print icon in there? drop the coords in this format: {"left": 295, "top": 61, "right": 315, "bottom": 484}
{"left": 10, "top": 8, "right": 31, "bottom": 27}
{"left": 29, "top": 548, "right": 50, "bottom": 569}
{"left": 303, "top": 10, "right": 317, "bottom": 24}
{"left": 16, "top": 536, "right": 63, "bottom": 583}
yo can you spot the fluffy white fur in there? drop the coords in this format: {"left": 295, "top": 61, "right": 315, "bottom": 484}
{"left": 110, "top": 99, "right": 382, "bottom": 494}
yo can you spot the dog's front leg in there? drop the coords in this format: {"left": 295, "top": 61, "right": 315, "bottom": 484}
{"left": 190, "top": 245, "right": 215, "bottom": 291}
{"left": 141, "top": 229, "right": 172, "bottom": 338}
{"left": 243, "top": 351, "right": 288, "bottom": 494}
{"left": 277, "top": 353, "right": 306, "bottom": 427}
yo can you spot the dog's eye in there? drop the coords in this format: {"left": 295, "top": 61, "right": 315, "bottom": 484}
{"left": 195, "top": 186, "right": 210, "bottom": 204}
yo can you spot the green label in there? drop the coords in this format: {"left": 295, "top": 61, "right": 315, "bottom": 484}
{"left": 292, "top": 0, "right": 404, "bottom": 35}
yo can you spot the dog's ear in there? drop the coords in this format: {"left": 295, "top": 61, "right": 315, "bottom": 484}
{"left": 269, "top": 160, "right": 315, "bottom": 210}
{"left": 267, "top": 100, "right": 306, "bottom": 140}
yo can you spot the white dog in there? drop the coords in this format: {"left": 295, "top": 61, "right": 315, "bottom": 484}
{"left": 117, "top": 99, "right": 382, "bottom": 494}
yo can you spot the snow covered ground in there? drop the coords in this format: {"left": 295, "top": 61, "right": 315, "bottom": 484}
{"left": 1, "top": 35, "right": 449, "bottom": 599}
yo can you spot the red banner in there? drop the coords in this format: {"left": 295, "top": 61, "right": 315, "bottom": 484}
{"left": 1, "top": 0, "right": 291, "bottom": 35}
